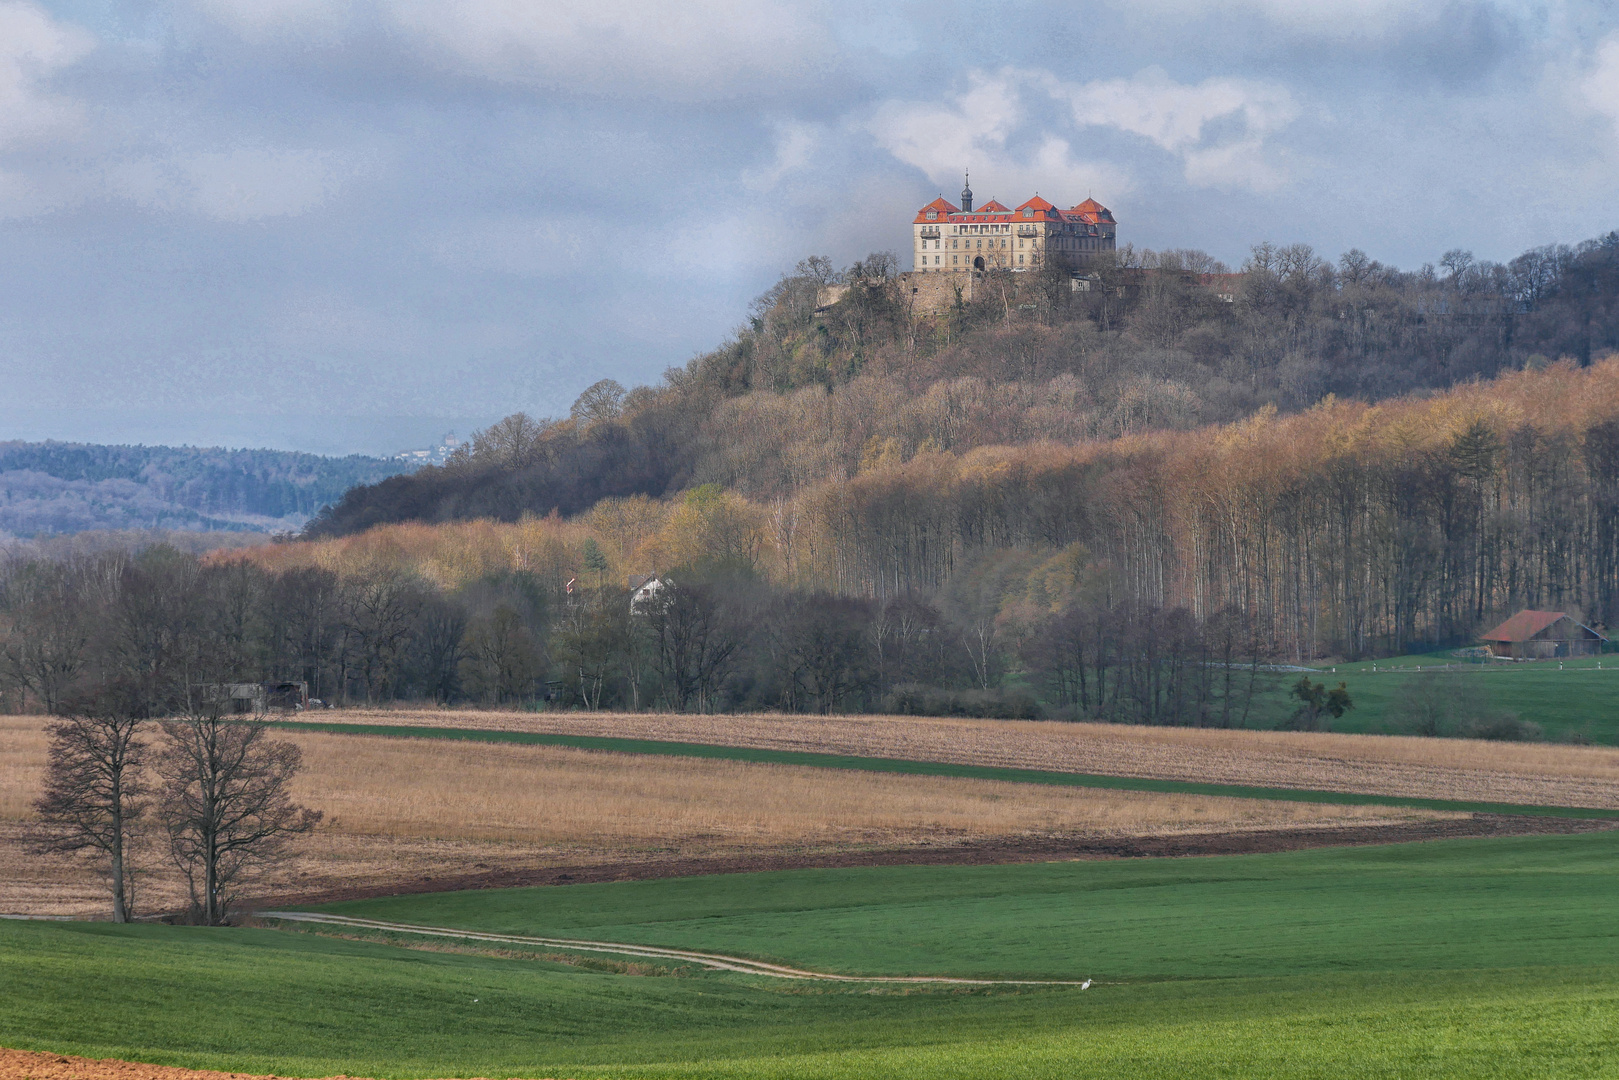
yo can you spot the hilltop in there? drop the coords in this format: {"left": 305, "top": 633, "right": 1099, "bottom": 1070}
{"left": 310, "top": 231, "right": 1619, "bottom": 535}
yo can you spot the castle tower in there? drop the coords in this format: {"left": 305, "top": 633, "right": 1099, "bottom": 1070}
{"left": 960, "top": 172, "right": 973, "bottom": 213}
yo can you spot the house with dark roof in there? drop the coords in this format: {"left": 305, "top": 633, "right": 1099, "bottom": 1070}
{"left": 1479, "top": 610, "right": 1608, "bottom": 658}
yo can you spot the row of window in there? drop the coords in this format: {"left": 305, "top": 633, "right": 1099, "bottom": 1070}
{"left": 917, "top": 254, "right": 1030, "bottom": 267}
{"left": 919, "top": 236, "right": 1034, "bottom": 250}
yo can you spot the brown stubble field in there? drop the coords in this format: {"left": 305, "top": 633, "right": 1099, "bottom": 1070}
{"left": 0, "top": 714, "right": 1468, "bottom": 919}
{"left": 322, "top": 708, "right": 1619, "bottom": 809}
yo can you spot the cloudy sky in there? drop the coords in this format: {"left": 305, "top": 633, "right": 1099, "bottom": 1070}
{"left": 2, "top": 0, "right": 1618, "bottom": 455}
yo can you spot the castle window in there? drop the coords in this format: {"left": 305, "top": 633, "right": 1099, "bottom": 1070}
{"left": 926, "top": 210, "right": 937, "bottom": 221}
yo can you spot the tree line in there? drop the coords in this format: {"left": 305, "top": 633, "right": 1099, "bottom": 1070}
{"left": 2, "top": 541, "right": 1277, "bottom": 724}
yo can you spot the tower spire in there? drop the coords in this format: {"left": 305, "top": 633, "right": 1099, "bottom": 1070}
{"left": 960, "top": 170, "right": 973, "bottom": 212}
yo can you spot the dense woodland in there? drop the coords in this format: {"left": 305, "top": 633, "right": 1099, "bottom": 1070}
{"left": 312, "top": 232, "right": 1619, "bottom": 528}
{"left": 0, "top": 442, "right": 406, "bottom": 536}
{"left": 7, "top": 231, "right": 1618, "bottom": 730}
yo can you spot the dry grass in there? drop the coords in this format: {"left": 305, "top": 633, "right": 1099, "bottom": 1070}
{"left": 0, "top": 714, "right": 1453, "bottom": 918}
{"left": 0, "top": 716, "right": 46, "bottom": 821}
{"left": 285, "top": 731, "right": 1432, "bottom": 846}
{"left": 324, "top": 708, "right": 1619, "bottom": 809}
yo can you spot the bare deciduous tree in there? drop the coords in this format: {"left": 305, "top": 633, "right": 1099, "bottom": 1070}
{"left": 155, "top": 712, "right": 320, "bottom": 925}
{"left": 30, "top": 688, "right": 149, "bottom": 922}
{"left": 461, "top": 604, "right": 542, "bottom": 705}
{"left": 570, "top": 379, "right": 627, "bottom": 426}
{"left": 647, "top": 580, "right": 743, "bottom": 712}
{"left": 1, "top": 558, "right": 106, "bottom": 714}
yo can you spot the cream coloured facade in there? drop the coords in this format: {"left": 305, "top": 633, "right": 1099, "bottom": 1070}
{"left": 912, "top": 176, "right": 1116, "bottom": 274}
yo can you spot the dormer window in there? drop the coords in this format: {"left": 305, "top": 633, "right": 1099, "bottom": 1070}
{"left": 1022, "top": 208, "right": 1033, "bottom": 219}
{"left": 926, "top": 210, "right": 937, "bottom": 221}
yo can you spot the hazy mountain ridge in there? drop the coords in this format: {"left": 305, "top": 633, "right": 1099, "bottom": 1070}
{"left": 0, "top": 441, "right": 409, "bottom": 537}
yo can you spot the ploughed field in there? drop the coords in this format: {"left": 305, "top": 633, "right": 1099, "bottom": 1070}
{"left": 4, "top": 833, "right": 1619, "bottom": 1078}
{"left": 0, "top": 714, "right": 1467, "bottom": 918}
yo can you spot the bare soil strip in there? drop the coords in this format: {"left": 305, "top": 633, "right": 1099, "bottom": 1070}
{"left": 259, "top": 912, "right": 1089, "bottom": 985}
{"left": 0, "top": 1049, "right": 541, "bottom": 1080}
{"left": 324, "top": 709, "right": 1619, "bottom": 809}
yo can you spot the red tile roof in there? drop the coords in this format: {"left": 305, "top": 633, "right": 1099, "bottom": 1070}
{"left": 1480, "top": 610, "right": 1606, "bottom": 641}
{"left": 912, "top": 196, "right": 960, "bottom": 223}
{"left": 1069, "top": 197, "right": 1116, "bottom": 224}
{"left": 913, "top": 194, "right": 1115, "bottom": 225}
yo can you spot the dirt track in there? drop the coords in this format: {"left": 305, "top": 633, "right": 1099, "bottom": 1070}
{"left": 0, "top": 1049, "right": 543, "bottom": 1080}
{"left": 248, "top": 812, "right": 1612, "bottom": 909}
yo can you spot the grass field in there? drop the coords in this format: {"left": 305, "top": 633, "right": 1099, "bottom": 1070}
{"left": 5, "top": 831, "right": 1619, "bottom": 1078}
{"left": 1313, "top": 653, "right": 1619, "bottom": 743}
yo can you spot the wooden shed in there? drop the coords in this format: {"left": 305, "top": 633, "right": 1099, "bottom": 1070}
{"left": 1479, "top": 610, "right": 1608, "bottom": 658}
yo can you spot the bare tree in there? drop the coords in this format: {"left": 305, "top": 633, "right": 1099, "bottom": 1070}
{"left": 570, "top": 379, "right": 627, "bottom": 426}
{"left": 155, "top": 711, "right": 321, "bottom": 925}
{"left": 339, "top": 569, "right": 424, "bottom": 704}
{"left": 0, "top": 558, "right": 105, "bottom": 714}
{"left": 461, "top": 604, "right": 542, "bottom": 705}
{"left": 646, "top": 580, "right": 743, "bottom": 711}
{"left": 29, "top": 687, "right": 149, "bottom": 922}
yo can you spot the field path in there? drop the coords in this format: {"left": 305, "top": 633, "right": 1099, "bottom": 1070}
{"left": 260, "top": 912, "right": 1090, "bottom": 986}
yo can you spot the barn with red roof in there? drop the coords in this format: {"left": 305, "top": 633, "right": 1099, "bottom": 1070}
{"left": 911, "top": 173, "right": 1116, "bottom": 275}
{"left": 1479, "top": 610, "right": 1608, "bottom": 658}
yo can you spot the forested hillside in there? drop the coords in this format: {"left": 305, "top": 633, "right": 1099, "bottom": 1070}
{"left": 0, "top": 442, "right": 407, "bottom": 536}
{"left": 216, "top": 358, "right": 1619, "bottom": 702}
{"left": 311, "top": 232, "right": 1619, "bottom": 531}
{"left": 7, "top": 232, "right": 1619, "bottom": 727}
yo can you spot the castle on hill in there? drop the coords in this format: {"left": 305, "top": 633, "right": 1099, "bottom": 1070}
{"left": 912, "top": 174, "right": 1116, "bottom": 274}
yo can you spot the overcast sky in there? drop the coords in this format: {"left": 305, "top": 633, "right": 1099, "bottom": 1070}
{"left": 2, "top": 0, "right": 1618, "bottom": 455}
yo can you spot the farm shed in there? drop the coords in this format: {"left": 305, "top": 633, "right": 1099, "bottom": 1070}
{"left": 1479, "top": 610, "right": 1608, "bottom": 658}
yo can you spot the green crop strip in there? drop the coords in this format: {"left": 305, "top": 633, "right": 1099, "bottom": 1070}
{"left": 266, "top": 719, "right": 1619, "bottom": 820}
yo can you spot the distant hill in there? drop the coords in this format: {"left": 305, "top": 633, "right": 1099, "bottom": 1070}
{"left": 0, "top": 441, "right": 410, "bottom": 537}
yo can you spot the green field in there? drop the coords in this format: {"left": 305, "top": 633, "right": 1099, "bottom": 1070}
{"left": 6, "top": 832, "right": 1619, "bottom": 1077}
{"left": 1308, "top": 653, "right": 1619, "bottom": 744}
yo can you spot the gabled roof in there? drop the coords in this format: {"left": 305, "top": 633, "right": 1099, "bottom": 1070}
{"left": 1016, "top": 195, "right": 1058, "bottom": 215}
{"left": 977, "top": 199, "right": 1010, "bottom": 212}
{"left": 1480, "top": 610, "right": 1608, "bottom": 642}
{"left": 913, "top": 196, "right": 959, "bottom": 223}
{"left": 1069, "top": 197, "right": 1116, "bottom": 224}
